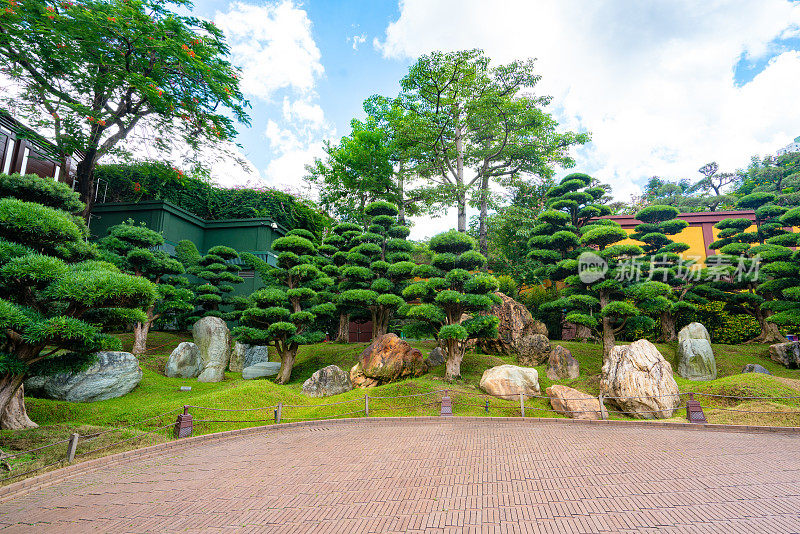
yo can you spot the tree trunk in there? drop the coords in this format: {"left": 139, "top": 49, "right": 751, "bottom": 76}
{"left": 602, "top": 316, "right": 615, "bottom": 361}
{"left": 576, "top": 324, "right": 593, "bottom": 341}
{"left": 0, "top": 375, "right": 35, "bottom": 430}
{"left": 372, "top": 309, "right": 390, "bottom": 340}
{"left": 335, "top": 312, "right": 349, "bottom": 343}
{"left": 660, "top": 310, "right": 677, "bottom": 342}
{"left": 750, "top": 308, "right": 786, "bottom": 344}
{"left": 397, "top": 163, "right": 406, "bottom": 226}
{"left": 1, "top": 385, "right": 37, "bottom": 430}
{"left": 132, "top": 318, "right": 152, "bottom": 356}
{"left": 457, "top": 190, "right": 467, "bottom": 232}
{"left": 478, "top": 173, "right": 490, "bottom": 258}
{"left": 76, "top": 157, "right": 97, "bottom": 221}
{"left": 444, "top": 339, "right": 465, "bottom": 381}
{"left": 275, "top": 346, "right": 298, "bottom": 385}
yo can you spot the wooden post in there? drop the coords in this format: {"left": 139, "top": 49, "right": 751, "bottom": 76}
{"left": 519, "top": 392, "right": 525, "bottom": 418}
{"left": 365, "top": 395, "right": 369, "bottom": 417}
{"left": 598, "top": 393, "right": 607, "bottom": 420}
{"left": 66, "top": 433, "right": 79, "bottom": 463}
{"left": 275, "top": 402, "right": 282, "bottom": 424}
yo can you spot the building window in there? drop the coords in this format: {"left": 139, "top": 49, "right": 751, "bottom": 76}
{"left": 20, "top": 146, "right": 29, "bottom": 174}
{"left": 1, "top": 137, "right": 12, "bottom": 175}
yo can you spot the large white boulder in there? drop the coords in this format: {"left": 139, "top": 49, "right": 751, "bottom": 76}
{"left": 193, "top": 317, "right": 231, "bottom": 383}
{"left": 302, "top": 365, "right": 352, "bottom": 397}
{"left": 479, "top": 365, "right": 540, "bottom": 399}
{"left": 600, "top": 339, "right": 681, "bottom": 419}
{"left": 677, "top": 339, "right": 717, "bottom": 381}
{"left": 26, "top": 352, "right": 142, "bottom": 402}
{"left": 165, "top": 342, "right": 202, "bottom": 378}
{"left": 678, "top": 322, "right": 711, "bottom": 344}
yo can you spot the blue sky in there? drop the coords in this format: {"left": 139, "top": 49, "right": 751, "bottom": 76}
{"left": 179, "top": 0, "right": 800, "bottom": 238}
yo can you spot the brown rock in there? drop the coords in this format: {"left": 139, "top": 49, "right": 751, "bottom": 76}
{"left": 600, "top": 339, "right": 681, "bottom": 419}
{"left": 516, "top": 334, "right": 551, "bottom": 366}
{"left": 546, "top": 385, "right": 606, "bottom": 420}
{"left": 349, "top": 334, "right": 426, "bottom": 387}
{"left": 546, "top": 345, "right": 579, "bottom": 380}
{"left": 477, "top": 292, "right": 547, "bottom": 355}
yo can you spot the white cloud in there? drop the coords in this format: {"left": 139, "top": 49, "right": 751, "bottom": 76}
{"left": 348, "top": 33, "right": 367, "bottom": 51}
{"left": 214, "top": 1, "right": 323, "bottom": 100}
{"left": 376, "top": 0, "right": 800, "bottom": 207}
{"left": 213, "top": 1, "right": 333, "bottom": 191}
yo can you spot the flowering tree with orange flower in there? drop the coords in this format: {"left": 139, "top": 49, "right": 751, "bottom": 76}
{"left": 0, "top": 0, "right": 249, "bottom": 218}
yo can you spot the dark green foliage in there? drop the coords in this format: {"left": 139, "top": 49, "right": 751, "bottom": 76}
{"left": 402, "top": 230, "right": 498, "bottom": 379}
{"left": 0, "top": 174, "right": 156, "bottom": 427}
{"left": 703, "top": 190, "right": 790, "bottom": 342}
{"left": 338, "top": 202, "right": 415, "bottom": 339}
{"left": 99, "top": 220, "right": 193, "bottom": 353}
{"left": 179, "top": 240, "right": 243, "bottom": 323}
{"left": 94, "top": 161, "right": 331, "bottom": 236}
{"left": 234, "top": 233, "right": 334, "bottom": 384}
{"left": 626, "top": 204, "right": 697, "bottom": 341}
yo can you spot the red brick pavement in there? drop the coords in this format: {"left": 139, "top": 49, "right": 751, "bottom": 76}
{"left": 0, "top": 418, "right": 799, "bottom": 533}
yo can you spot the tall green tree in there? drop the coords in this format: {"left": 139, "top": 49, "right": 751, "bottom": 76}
{"left": 99, "top": 220, "right": 193, "bottom": 354}
{"left": 399, "top": 49, "right": 588, "bottom": 255}
{"left": 526, "top": 173, "right": 612, "bottom": 338}
{"left": 704, "top": 192, "right": 789, "bottom": 343}
{"left": 0, "top": 0, "right": 249, "bottom": 217}
{"left": 318, "top": 222, "right": 363, "bottom": 342}
{"left": 178, "top": 241, "right": 243, "bottom": 323}
{"left": 0, "top": 173, "right": 155, "bottom": 428}
{"left": 235, "top": 230, "right": 334, "bottom": 384}
{"left": 305, "top": 97, "right": 439, "bottom": 227}
{"left": 559, "top": 220, "right": 645, "bottom": 359}
{"left": 765, "top": 206, "right": 800, "bottom": 331}
{"left": 627, "top": 205, "right": 695, "bottom": 342}
{"left": 402, "top": 230, "right": 499, "bottom": 380}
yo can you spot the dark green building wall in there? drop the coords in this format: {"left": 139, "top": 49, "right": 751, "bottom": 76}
{"left": 89, "top": 200, "right": 286, "bottom": 295}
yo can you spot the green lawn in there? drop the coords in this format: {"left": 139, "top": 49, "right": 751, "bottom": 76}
{"left": 2, "top": 334, "right": 800, "bottom": 484}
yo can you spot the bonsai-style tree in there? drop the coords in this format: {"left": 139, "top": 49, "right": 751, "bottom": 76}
{"left": 0, "top": 0, "right": 249, "bottom": 217}
{"left": 703, "top": 192, "right": 789, "bottom": 343}
{"left": 98, "top": 220, "right": 193, "bottom": 354}
{"left": 402, "top": 230, "right": 499, "bottom": 380}
{"left": 181, "top": 243, "right": 243, "bottom": 323}
{"left": 627, "top": 205, "right": 696, "bottom": 341}
{"left": 317, "top": 222, "right": 363, "bottom": 342}
{"left": 765, "top": 206, "right": 800, "bottom": 330}
{"left": 0, "top": 173, "right": 155, "bottom": 428}
{"left": 234, "top": 230, "right": 334, "bottom": 384}
{"left": 339, "top": 201, "right": 415, "bottom": 339}
{"left": 561, "top": 220, "right": 645, "bottom": 359}
{"left": 527, "top": 172, "right": 612, "bottom": 338}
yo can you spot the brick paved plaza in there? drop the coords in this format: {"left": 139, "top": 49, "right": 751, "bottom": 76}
{"left": 1, "top": 418, "right": 799, "bottom": 533}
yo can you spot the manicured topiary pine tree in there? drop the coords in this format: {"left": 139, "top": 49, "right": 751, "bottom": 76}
{"left": 0, "top": 173, "right": 155, "bottom": 428}
{"left": 317, "top": 222, "right": 363, "bottom": 342}
{"left": 190, "top": 245, "right": 244, "bottom": 323}
{"left": 527, "top": 173, "right": 612, "bottom": 338}
{"left": 627, "top": 205, "right": 696, "bottom": 342}
{"left": 764, "top": 206, "right": 800, "bottom": 330}
{"left": 234, "top": 230, "right": 335, "bottom": 384}
{"left": 561, "top": 220, "right": 645, "bottom": 360}
{"left": 364, "top": 201, "right": 415, "bottom": 338}
{"left": 402, "top": 230, "right": 499, "bottom": 380}
{"left": 99, "top": 221, "right": 193, "bottom": 354}
{"left": 703, "top": 192, "right": 789, "bottom": 343}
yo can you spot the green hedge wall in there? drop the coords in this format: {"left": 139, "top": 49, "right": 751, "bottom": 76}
{"left": 94, "top": 161, "right": 331, "bottom": 236}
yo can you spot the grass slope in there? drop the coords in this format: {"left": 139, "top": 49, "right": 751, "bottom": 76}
{"left": 2, "top": 334, "right": 800, "bottom": 484}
